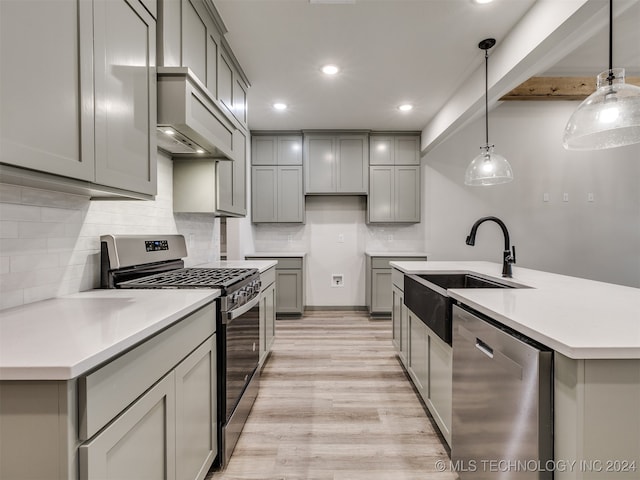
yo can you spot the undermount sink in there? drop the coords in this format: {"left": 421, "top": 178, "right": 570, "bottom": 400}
{"left": 416, "top": 273, "right": 518, "bottom": 290}
{"left": 404, "top": 273, "right": 527, "bottom": 346}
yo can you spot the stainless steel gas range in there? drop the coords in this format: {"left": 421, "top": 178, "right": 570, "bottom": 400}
{"left": 100, "top": 234, "right": 261, "bottom": 469}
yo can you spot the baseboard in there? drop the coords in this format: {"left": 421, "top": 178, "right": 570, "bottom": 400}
{"left": 304, "top": 305, "right": 368, "bottom": 312}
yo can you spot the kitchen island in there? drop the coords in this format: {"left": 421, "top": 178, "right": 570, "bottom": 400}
{"left": 391, "top": 261, "right": 640, "bottom": 480}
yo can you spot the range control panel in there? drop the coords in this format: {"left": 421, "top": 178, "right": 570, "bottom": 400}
{"left": 145, "top": 240, "right": 169, "bottom": 252}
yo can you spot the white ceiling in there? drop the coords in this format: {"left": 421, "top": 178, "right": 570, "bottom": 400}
{"left": 215, "top": 0, "right": 640, "bottom": 132}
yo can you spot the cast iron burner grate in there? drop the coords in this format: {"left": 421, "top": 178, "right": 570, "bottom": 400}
{"left": 118, "top": 268, "right": 257, "bottom": 289}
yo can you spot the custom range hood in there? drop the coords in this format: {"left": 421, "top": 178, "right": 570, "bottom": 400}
{"left": 156, "top": 66, "right": 235, "bottom": 159}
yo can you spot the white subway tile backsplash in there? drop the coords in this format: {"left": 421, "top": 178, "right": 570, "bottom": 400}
{"left": 0, "top": 203, "right": 41, "bottom": 222}
{"left": 10, "top": 254, "right": 60, "bottom": 273}
{"left": 0, "top": 238, "right": 48, "bottom": 255}
{"left": 0, "top": 155, "right": 220, "bottom": 309}
{"left": 0, "top": 221, "right": 18, "bottom": 238}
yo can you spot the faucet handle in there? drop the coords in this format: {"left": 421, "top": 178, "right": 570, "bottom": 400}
{"left": 511, "top": 245, "right": 516, "bottom": 264}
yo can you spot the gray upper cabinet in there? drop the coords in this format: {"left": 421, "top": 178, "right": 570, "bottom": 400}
{"left": 303, "top": 133, "right": 368, "bottom": 195}
{"left": 251, "top": 134, "right": 304, "bottom": 223}
{"left": 93, "top": 0, "right": 157, "bottom": 196}
{"left": 0, "top": 0, "right": 157, "bottom": 199}
{"left": 368, "top": 133, "right": 421, "bottom": 223}
{"left": 370, "top": 135, "right": 420, "bottom": 165}
{"left": 217, "top": 129, "right": 247, "bottom": 216}
{"left": 157, "top": 0, "right": 250, "bottom": 130}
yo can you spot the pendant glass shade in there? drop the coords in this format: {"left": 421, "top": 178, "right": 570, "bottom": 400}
{"left": 465, "top": 144, "right": 513, "bottom": 186}
{"left": 563, "top": 68, "right": 640, "bottom": 150}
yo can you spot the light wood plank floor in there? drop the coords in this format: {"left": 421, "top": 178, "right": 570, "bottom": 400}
{"left": 208, "top": 311, "right": 459, "bottom": 480}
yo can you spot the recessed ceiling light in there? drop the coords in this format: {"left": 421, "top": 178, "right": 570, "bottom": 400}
{"left": 196, "top": 149, "right": 205, "bottom": 154}
{"left": 398, "top": 104, "right": 413, "bottom": 112}
{"left": 164, "top": 129, "right": 175, "bottom": 135}
{"left": 473, "top": 0, "right": 494, "bottom": 4}
{"left": 321, "top": 65, "right": 339, "bottom": 75}
{"left": 273, "top": 103, "right": 288, "bottom": 110}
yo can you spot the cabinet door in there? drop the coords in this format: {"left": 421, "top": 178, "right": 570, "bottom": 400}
{"left": 427, "top": 332, "right": 453, "bottom": 445}
{"left": 304, "top": 136, "right": 335, "bottom": 193}
{"left": 79, "top": 372, "right": 176, "bottom": 480}
{"left": 173, "top": 160, "right": 216, "bottom": 213}
{"left": 408, "top": 314, "right": 428, "bottom": 396}
{"left": 369, "top": 137, "right": 394, "bottom": 165}
{"left": 392, "top": 286, "right": 403, "bottom": 352}
{"left": 0, "top": 0, "right": 95, "bottom": 181}
{"left": 394, "top": 165, "right": 420, "bottom": 223}
{"left": 265, "top": 283, "right": 276, "bottom": 351}
{"left": 400, "top": 302, "right": 409, "bottom": 367}
{"left": 276, "top": 270, "right": 303, "bottom": 314}
{"left": 181, "top": 0, "right": 208, "bottom": 85}
{"left": 371, "top": 269, "right": 392, "bottom": 314}
{"left": 252, "top": 136, "right": 277, "bottom": 165}
{"left": 218, "top": 129, "right": 247, "bottom": 216}
{"left": 278, "top": 136, "right": 303, "bottom": 165}
{"left": 93, "top": 0, "right": 157, "bottom": 195}
{"left": 259, "top": 292, "right": 267, "bottom": 363}
{"left": 233, "top": 79, "right": 248, "bottom": 126}
{"left": 218, "top": 50, "right": 233, "bottom": 114}
{"left": 394, "top": 136, "right": 421, "bottom": 165}
{"left": 368, "top": 166, "right": 394, "bottom": 223}
{"left": 337, "top": 135, "right": 368, "bottom": 193}
{"left": 277, "top": 166, "right": 304, "bottom": 223}
{"left": 175, "top": 336, "right": 217, "bottom": 480}
{"left": 251, "top": 166, "right": 278, "bottom": 223}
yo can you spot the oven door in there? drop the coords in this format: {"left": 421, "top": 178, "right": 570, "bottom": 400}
{"left": 218, "top": 294, "right": 260, "bottom": 467}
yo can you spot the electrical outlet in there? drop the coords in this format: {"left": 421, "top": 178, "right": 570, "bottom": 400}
{"left": 338, "top": 234, "right": 344, "bottom": 243}
{"left": 563, "top": 193, "right": 569, "bottom": 202}
{"left": 587, "top": 193, "right": 595, "bottom": 202}
{"left": 287, "top": 234, "right": 293, "bottom": 243}
{"left": 331, "top": 274, "right": 344, "bottom": 287}
{"left": 543, "top": 193, "right": 549, "bottom": 202}
{"left": 387, "top": 234, "right": 393, "bottom": 242}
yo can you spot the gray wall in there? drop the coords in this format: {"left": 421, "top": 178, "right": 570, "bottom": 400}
{"left": 423, "top": 101, "right": 640, "bottom": 287}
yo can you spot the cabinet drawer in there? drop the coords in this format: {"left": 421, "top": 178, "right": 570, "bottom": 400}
{"left": 392, "top": 268, "right": 404, "bottom": 290}
{"left": 78, "top": 303, "right": 216, "bottom": 441}
{"left": 274, "top": 257, "right": 303, "bottom": 269}
{"left": 260, "top": 266, "right": 276, "bottom": 290}
{"left": 371, "top": 256, "right": 426, "bottom": 269}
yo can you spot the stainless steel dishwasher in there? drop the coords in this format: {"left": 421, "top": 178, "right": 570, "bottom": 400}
{"left": 452, "top": 304, "right": 553, "bottom": 480}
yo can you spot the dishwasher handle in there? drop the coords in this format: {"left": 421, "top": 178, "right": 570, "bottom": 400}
{"left": 475, "top": 338, "right": 494, "bottom": 358}
{"left": 458, "top": 324, "right": 523, "bottom": 380}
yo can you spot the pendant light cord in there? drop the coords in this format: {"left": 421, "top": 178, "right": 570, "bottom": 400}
{"left": 485, "top": 49, "right": 489, "bottom": 145}
{"left": 608, "top": 0, "right": 614, "bottom": 84}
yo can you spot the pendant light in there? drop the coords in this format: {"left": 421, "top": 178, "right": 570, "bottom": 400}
{"left": 563, "top": 0, "right": 640, "bottom": 150}
{"left": 465, "top": 38, "right": 514, "bottom": 186}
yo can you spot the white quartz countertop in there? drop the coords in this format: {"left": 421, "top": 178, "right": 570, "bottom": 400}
{"left": 0, "top": 289, "right": 219, "bottom": 381}
{"left": 195, "top": 260, "right": 277, "bottom": 272}
{"left": 390, "top": 261, "right": 640, "bottom": 359}
{"left": 245, "top": 252, "right": 307, "bottom": 258}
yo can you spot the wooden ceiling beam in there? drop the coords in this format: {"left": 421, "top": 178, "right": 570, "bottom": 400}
{"left": 501, "top": 76, "right": 640, "bottom": 101}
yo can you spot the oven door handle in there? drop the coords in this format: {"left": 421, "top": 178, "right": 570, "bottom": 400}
{"left": 224, "top": 294, "right": 260, "bottom": 324}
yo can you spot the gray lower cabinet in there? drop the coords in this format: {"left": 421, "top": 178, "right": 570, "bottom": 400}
{"left": 247, "top": 256, "right": 304, "bottom": 316}
{"left": 0, "top": 303, "right": 217, "bottom": 480}
{"left": 258, "top": 266, "right": 277, "bottom": 366}
{"left": 391, "top": 268, "right": 409, "bottom": 364}
{"left": 366, "top": 256, "right": 427, "bottom": 315}
{"left": 0, "top": 0, "right": 157, "bottom": 199}
{"left": 368, "top": 165, "right": 420, "bottom": 223}
{"left": 405, "top": 305, "right": 453, "bottom": 446}
{"left": 303, "top": 133, "right": 369, "bottom": 194}
{"left": 251, "top": 166, "right": 304, "bottom": 223}
{"left": 79, "top": 372, "right": 177, "bottom": 480}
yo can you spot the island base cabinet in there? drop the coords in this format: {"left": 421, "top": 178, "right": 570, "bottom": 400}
{"left": 259, "top": 281, "right": 276, "bottom": 365}
{"left": 426, "top": 333, "right": 452, "bottom": 445}
{"left": 554, "top": 355, "right": 640, "bottom": 480}
{"left": 408, "top": 312, "right": 428, "bottom": 394}
{"left": 79, "top": 373, "right": 177, "bottom": 480}
{"left": 392, "top": 285, "right": 403, "bottom": 352}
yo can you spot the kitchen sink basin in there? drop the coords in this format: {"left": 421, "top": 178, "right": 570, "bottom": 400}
{"left": 416, "top": 273, "right": 517, "bottom": 290}
{"left": 404, "top": 273, "right": 526, "bottom": 345}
